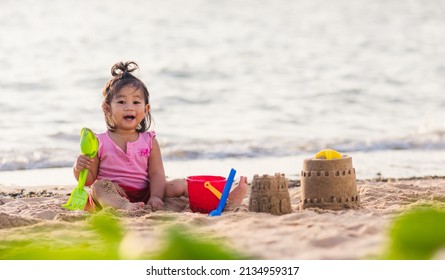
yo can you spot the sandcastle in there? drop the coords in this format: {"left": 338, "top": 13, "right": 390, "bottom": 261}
{"left": 300, "top": 155, "right": 360, "bottom": 210}
{"left": 249, "top": 173, "right": 292, "bottom": 215}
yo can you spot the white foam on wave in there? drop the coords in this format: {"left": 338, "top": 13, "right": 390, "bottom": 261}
{"left": 2, "top": 149, "right": 445, "bottom": 188}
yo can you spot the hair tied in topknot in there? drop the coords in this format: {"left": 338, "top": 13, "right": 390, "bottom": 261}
{"left": 111, "top": 61, "right": 139, "bottom": 77}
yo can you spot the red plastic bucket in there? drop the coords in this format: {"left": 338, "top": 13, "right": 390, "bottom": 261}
{"left": 186, "top": 175, "right": 226, "bottom": 213}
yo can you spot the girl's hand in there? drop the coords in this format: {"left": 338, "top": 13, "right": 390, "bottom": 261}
{"left": 74, "top": 155, "right": 94, "bottom": 172}
{"left": 148, "top": 196, "right": 164, "bottom": 211}
{"left": 73, "top": 154, "right": 99, "bottom": 186}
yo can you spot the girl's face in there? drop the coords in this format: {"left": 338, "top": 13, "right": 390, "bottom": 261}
{"left": 105, "top": 86, "right": 150, "bottom": 132}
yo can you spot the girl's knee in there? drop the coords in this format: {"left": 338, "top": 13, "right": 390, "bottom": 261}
{"left": 90, "top": 179, "right": 131, "bottom": 209}
{"left": 91, "top": 179, "right": 115, "bottom": 197}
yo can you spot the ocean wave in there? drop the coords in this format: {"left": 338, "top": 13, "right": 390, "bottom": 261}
{"left": 0, "top": 149, "right": 75, "bottom": 172}
{"left": 159, "top": 129, "right": 445, "bottom": 160}
{"left": 157, "top": 129, "right": 445, "bottom": 162}
{"left": 1, "top": 129, "right": 445, "bottom": 172}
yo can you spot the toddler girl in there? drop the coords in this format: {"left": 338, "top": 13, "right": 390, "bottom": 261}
{"left": 73, "top": 61, "right": 248, "bottom": 212}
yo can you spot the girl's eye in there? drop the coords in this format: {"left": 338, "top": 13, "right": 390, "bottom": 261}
{"left": 134, "top": 101, "right": 141, "bottom": 105}
{"left": 117, "top": 100, "right": 125, "bottom": 104}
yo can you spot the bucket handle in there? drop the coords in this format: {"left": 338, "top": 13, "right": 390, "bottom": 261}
{"left": 204, "top": 181, "right": 222, "bottom": 199}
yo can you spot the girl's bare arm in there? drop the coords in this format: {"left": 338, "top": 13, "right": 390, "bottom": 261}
{"left": 148, "top": 138, "right": 166, "bottom": 209}
{"left": 73, "top": 154, "right": 99, "bottom": 186}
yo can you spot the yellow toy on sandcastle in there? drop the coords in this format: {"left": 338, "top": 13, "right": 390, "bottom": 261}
{"left": 314, "top": 149, "right": 343, "bottom": 160}
{"left": 300, "top": 149, "right": 360, "bottom": 210}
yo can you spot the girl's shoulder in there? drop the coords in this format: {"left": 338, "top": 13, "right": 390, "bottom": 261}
{"left": 95, "top": 131, "right": 111, "bottom": 144}
{"left": 140, "top": 130, "right": 156, "bottom": 140}
{"left": 138, "top": 131, "right": 156, "bottom": 149}
{"left": 95, "top": 131, "right": 110, "bottom": 159}
{"left": 95, "top": 131, "right": 108, "bottom": 138}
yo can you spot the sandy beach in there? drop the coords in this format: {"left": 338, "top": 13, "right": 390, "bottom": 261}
{"left": 1, "top": 175, "right": 445, "bottom": 260}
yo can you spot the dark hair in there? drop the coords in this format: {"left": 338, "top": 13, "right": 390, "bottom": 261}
{"left": 102, "top": 61, "right": 152, "bottom": 132}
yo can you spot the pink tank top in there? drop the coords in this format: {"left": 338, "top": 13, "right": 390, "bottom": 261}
{"left": 96, "top": 131, "right": 156, "bottom": 190}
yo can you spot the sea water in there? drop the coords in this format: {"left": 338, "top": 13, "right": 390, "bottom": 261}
{"left": 1, "top": 0, "right": 445, "bottom": 185}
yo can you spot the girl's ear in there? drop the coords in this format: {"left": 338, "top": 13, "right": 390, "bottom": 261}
{"left": 102, "top": 102, "right": 111, "bottom": 117}
{"left": 145, "top": 104, "right": 151, "bottom": 114}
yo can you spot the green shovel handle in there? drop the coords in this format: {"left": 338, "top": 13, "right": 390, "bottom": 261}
{"left": 77, "top": 168, "right": 88, "bottom": 189}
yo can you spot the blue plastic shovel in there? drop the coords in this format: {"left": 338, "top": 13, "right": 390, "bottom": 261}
{"left": 209, "top": 168, "right": 236, "bottom": 217}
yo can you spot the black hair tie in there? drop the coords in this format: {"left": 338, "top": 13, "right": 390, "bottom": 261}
{"left": 121, "top": 70, "right": 129, "bottom": 79}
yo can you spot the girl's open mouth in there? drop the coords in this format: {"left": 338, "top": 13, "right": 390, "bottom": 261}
{"left": 124, "top": 115, "right": 136, "bottom": 120}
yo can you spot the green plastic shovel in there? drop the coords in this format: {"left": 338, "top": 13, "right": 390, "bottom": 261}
{"left": 62, "top": 128, "right": 99, "bottom": 210}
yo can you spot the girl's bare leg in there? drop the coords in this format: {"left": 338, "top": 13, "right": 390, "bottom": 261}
{"left": 91, "top": 179, "right": 144, "bottom": 210}
{"left": 164, "top": 178, "right": 188, "bottom": 198}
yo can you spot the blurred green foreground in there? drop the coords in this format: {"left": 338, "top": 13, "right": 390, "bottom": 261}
{"left": 1, "top": 204, "right": 445, "bottom": 260}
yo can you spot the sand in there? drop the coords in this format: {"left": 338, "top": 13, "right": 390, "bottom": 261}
{"left": 1, "top": 176, "right": 445, "bottom": 260}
